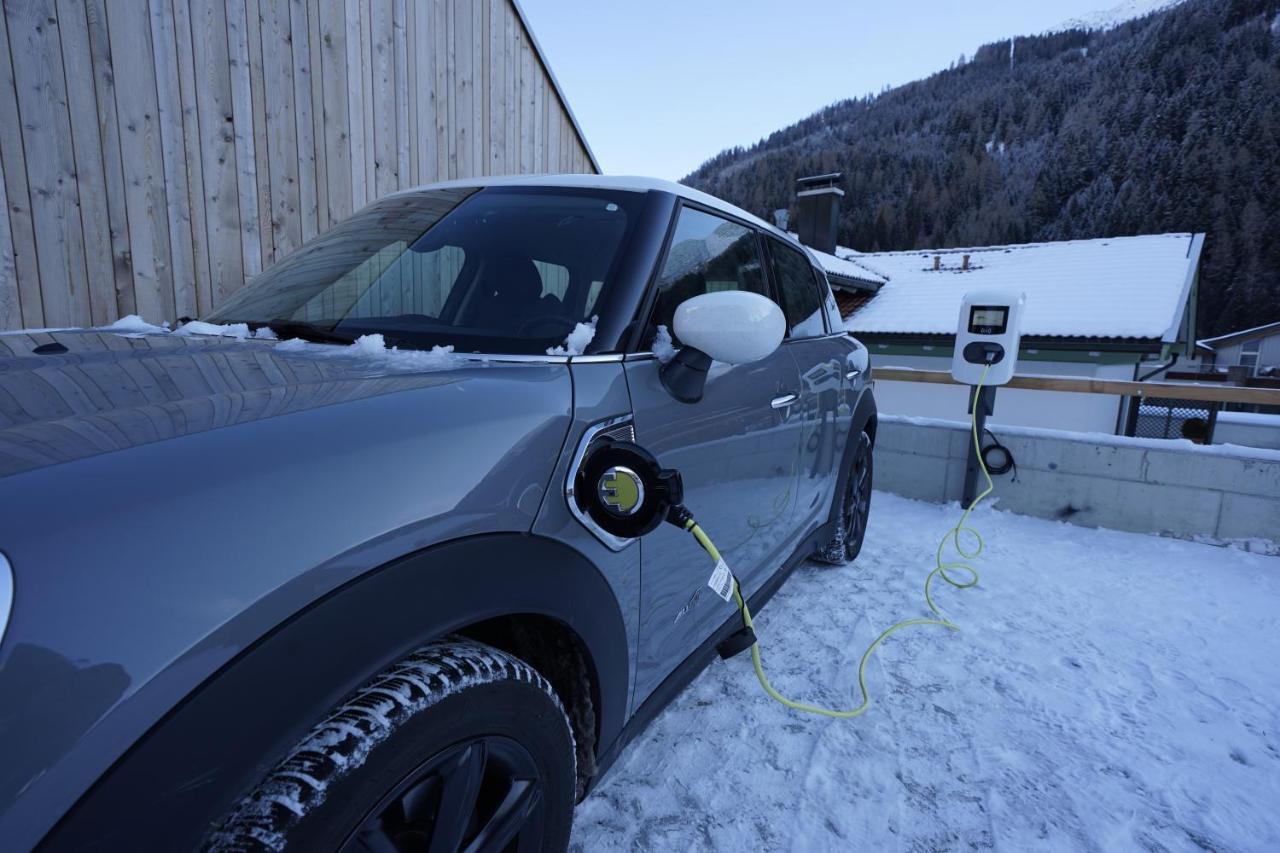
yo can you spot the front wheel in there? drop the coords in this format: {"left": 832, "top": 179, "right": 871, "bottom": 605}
{"left": 205, "top": 639, "right": 576, "bottom": 852}
{"left": 812, "top": 430, "right": 873, "bottom": 565}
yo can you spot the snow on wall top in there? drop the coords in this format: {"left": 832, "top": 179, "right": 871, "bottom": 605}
{"left": 836, "top": 233, "right": 1202, "bottom": 341}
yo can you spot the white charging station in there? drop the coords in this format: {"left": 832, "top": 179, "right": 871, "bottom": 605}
{"left": 952, "top": 289, "right": 1025, "bottom": 505}
{"left": 950, "top": 289, "right": 1026, "bottom": 386}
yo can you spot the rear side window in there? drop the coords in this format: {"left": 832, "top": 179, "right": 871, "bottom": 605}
{"left": 649, "top": 207, "right": 767, "bottom": 340}
{"left": 769, "top": 239, "right": 826, "bottom": 338}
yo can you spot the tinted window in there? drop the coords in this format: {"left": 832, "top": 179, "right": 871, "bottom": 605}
{"left": 770, "top": 240, "right": 826, "bottom": 338}
{"left": 306, "top": 243, "right": 465, "bottom": 322}
{"left": 208, "top": 187, "right": 642, "bottom": 355}
{"left": 650, "top": 207, "right": 767, "bottom": 341}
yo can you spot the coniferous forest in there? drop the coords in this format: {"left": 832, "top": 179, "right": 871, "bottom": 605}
{"left": 682, "top": 0, "right": 1280, "bottom": 336}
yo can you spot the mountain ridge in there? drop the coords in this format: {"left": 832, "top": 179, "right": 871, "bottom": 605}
{"left": 682, "top": 0, "right": 1280, "bottom": 337}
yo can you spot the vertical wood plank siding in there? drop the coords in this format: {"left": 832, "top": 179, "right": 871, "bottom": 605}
{"left": 0, "top": 0, "right": 597, "bottom": 331}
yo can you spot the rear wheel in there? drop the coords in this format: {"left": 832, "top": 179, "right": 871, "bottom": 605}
{"left": 206, "top": 639, "right": 576, "bottom": 852}
{"left": 813, "top": 430, "right": 873, "bottom": 565}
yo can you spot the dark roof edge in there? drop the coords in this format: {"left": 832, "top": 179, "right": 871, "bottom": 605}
{"left": 1198, "top": 319, "right": 1280, "bottom": 348}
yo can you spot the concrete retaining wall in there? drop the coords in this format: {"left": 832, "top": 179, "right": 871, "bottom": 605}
{"left": 874, "top": 415, "right": 1280, "bottom": 543}
{"left": 1213, "top": 412, "right": 1280, "bottom": 451}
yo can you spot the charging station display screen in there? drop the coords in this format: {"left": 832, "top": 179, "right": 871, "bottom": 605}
{"left": 968, "top": 305, "right": 1009, "bottom": 335}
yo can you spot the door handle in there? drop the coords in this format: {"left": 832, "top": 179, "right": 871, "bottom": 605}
{"left": 770, "top": 393, "right": 798, "bottom": 410}
{"left": 845, "top": 369, "right": 861, "bottom": 380}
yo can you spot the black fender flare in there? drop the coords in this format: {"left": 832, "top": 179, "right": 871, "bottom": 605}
{"left": 41, "top": 534, "right": 629, "bottom": 852}
{"left": 825, "top": 387, "right": 878, "bottom": 528}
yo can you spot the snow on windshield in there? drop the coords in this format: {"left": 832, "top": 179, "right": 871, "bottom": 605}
{"left": 546, "top": 315, "right": 598, "bottom": 356}
{"left": 94, "top": 315, "right": 459, "bottom": 372}
{"left": 276, "top": 332, "right": 458, "bottom": 371}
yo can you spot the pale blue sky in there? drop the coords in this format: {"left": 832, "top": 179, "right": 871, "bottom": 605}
{"left": 521, "top": 1, "right": 1117, "bottom": 179}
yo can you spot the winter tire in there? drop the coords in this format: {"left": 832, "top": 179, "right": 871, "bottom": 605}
{"left": 205, "top": 638, "right": 576, "bottom": 852}
{"left": 812, "top": 430, "right": 873, "bottom": 565}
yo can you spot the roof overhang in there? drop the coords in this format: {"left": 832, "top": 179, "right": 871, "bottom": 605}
{"left": 1198, "top": 318, "right": 1280, "bottom": 349}
{"left": 826, "top": 272, "right": 882, "bottom": 292}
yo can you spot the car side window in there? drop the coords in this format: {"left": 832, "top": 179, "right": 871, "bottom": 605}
{"left": 649, "top": 206, "right": 767, "bottom": 343}
{"left": 769, "top": 239, "right": 827, "bottom": 338}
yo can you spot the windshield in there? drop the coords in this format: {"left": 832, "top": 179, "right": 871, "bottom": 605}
{"left": 207, "top": 186, "right": 643, "bottom": 354}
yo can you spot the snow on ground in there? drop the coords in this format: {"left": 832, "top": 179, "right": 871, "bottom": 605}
{"left": 572, "top": 492, "right": 1280, "bottom": 852}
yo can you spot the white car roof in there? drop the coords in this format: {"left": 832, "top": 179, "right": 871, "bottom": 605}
{"left": 391, "top": 173, "right": 802, "bottom": 249}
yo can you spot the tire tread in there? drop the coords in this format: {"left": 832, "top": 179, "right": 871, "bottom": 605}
{"left": 205, "top": 639, "right": 573, "bottom": 852}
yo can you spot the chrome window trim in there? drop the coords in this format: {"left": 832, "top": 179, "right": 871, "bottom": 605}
{"left": 458, "top": 353, "right": 569, "bottom": 364}
{"left": 568, "top": 354, "right": 626, "bottom": 364}
{"left": 564, "top": 415, "right": 637, "bottom": 552}
{"left": 0, "top": 553, "right": 12, "bottom": 649}
{"left": 448, "top": 353, "right": 625, "bottom": 365}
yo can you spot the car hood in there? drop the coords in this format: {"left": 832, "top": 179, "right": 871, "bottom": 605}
{"left": 0, "top": 328, "right": 576, "bottom": 843}
{"left": 0, "top": 329, "right": 505, "bottom": 478}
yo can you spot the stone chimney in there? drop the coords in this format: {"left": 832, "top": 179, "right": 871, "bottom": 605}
{"left": 794, "top": 172, "right": 843, "bottom": 254}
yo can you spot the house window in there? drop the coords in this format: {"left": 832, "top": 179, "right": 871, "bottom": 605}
{"left": 1240, "top": 339, "right": 1260, "bottom": 371}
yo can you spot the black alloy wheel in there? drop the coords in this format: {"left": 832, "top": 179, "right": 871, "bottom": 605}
{"left": 813, "top": 430, "right": 873, "bottom": 565}
{"left": 207, "top": 640, "right": 576, "bottom": 853}
{"left": 342, "top": 736, "right": 545, "bottom": 853}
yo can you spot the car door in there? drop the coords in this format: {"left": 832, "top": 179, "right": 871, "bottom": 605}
{"left": 626, "top": 205, "right": 804, "bottom": 705}
{"left": 767, "top": 237, "right": 853, "bottom": 533}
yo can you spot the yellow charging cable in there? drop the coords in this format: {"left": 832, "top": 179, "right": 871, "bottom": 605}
{"left": 685, "top": 364, "right": 995, "bottom": 718}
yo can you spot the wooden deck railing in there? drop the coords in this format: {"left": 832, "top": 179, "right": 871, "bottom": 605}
{"left": 873, "top": 367, "right": 1280, "bottom": 406}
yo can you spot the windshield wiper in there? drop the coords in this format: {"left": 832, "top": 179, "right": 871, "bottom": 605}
{"left": 255, "top": 320, "right": 359, "bottom": 345}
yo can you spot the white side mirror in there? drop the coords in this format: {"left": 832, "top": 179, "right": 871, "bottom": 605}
{"left": 672, "top": 290, "right": 785, "bottom": 365}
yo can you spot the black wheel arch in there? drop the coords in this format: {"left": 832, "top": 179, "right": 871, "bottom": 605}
{"left": 827, "top": 388, "right": 877, "bottom": 529}
{"left": 39, "top": 534, "right": 629, "bottom": 853}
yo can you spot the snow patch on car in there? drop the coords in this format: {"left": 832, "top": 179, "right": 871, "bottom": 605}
{"left": 547, "top": 315, "right": 598, "bottom": 356}
{"left": 99, "top": 314, "right": 170, "bottom": 335}
{"left": 273, "top": 333, "right": 458, "bottom": 371}
{"left": 95, "top": 314, "right": 279, "bottom": 341}
{"left": 173, "top": 320, "right": 253, "bottom": 339}
{"left": 652, "top": 324, "right": 677, "bottom": 363}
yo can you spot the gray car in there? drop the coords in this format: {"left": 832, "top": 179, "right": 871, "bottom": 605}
{"left": 0, "top": 175, "right": 876, "bottom": 852}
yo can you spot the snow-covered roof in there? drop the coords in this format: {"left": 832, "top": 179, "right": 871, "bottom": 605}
{"left": 837, "top": 233, "right": 1204, "bottom": 342}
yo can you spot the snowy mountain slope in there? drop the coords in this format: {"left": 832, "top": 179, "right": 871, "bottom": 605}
{"left": 1056, "top": 0, "right": 1188, "bottom": 31}
{"left": 684, "top": 0, "right": 1280, "bottom": 338}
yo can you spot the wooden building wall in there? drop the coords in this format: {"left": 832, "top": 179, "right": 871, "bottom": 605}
{"left": 0, "top": 0, "right": 598, "bottom": 331}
